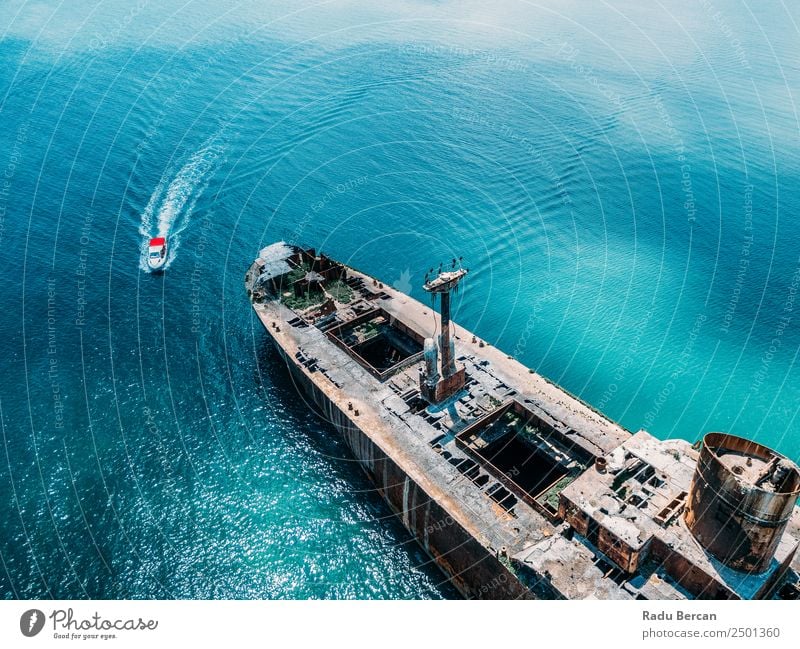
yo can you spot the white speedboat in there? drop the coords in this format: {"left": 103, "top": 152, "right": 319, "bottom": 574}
{"left": 147, "top": 237, "right": 167, "bottom": 271}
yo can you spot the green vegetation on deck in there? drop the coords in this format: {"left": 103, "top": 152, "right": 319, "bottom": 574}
{"left": 282, "top": 291, "right": 326, "bottom": 311}
{"left": 278, "top": 264, "right": 354, "bottom": 311}
{"left": 540, "top": 475, "right": 575, "bottom": 511}
{"left": 326, "top": 279, "right": 353, "bottom": 304}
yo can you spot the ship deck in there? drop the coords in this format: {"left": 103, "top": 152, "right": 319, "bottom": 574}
{"left": 248, "top": 258, "right": 634, "bottom": 598}
{"left": 245, "top": 245, "right": 800, "bottom": 600}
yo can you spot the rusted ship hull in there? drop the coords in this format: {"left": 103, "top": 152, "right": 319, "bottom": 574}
{"left": 264, "top": 333, "right": 532, "bottom": 599}
{"left": 246, "top": 243, "right": 800, "bottom": 600}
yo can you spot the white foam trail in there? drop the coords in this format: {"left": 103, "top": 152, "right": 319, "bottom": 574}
{"left": 140, "top": 138, "right": 224, "bottom": 272}
{"left": 138, "top": 171, "right": 168, "bottom": 272}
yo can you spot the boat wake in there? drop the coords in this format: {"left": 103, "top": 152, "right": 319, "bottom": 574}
{"left": 139, "top": 137, "right": 224, "bottom": 272}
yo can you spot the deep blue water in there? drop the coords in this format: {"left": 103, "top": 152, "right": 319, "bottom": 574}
{"left": 1, "top": 0, "right": 799, "bottom": 598}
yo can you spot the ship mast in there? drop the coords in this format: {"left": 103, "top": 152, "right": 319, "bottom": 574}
{"left": 421, "top": 265, "right": 468, "bottom": 403}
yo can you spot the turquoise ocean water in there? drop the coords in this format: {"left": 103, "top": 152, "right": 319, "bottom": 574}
{"left": 1, "top": 0, "right": 799, "bottom": 598}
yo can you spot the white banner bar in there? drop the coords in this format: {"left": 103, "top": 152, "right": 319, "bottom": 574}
{"left": 1, "top": 600, "right": 798, "bottom": 649}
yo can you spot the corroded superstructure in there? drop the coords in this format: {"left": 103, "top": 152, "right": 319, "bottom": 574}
{"left": 685, "top": 433, "right": 800, "bottom": 573}
{"left": 246, "top": 243, "right": 800, "bottom": 600}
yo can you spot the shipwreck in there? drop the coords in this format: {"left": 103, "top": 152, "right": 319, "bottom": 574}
{"left": 245, "top": 242, "right": 800, "bottom": 600}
